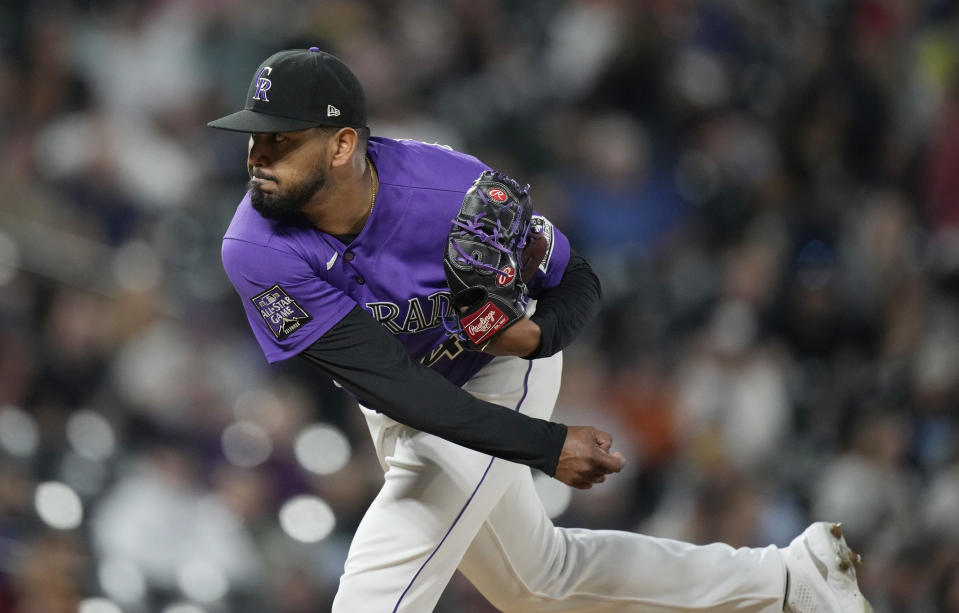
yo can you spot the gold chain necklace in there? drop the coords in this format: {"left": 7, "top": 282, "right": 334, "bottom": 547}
{"left": 367, "top": 155, "right": 378, "bottom": 214}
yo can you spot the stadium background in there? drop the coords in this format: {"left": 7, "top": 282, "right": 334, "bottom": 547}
{"left": 2, "top": 1, "right": 959, "bottom": 611}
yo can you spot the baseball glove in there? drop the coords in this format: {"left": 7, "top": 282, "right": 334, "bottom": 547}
{"left": 443, "top": 170, "right": 544, "bottom": 349}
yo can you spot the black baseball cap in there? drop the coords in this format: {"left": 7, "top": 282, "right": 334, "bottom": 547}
{"left": 208, "top": 47, "right": 367, "bottom": 133}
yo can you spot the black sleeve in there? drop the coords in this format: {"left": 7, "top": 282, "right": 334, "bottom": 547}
{"left": 298, "top": 307, "right": 568, "bottom": 475}
{"left": 527, "top": 249, "right": 602, "bottom": 359}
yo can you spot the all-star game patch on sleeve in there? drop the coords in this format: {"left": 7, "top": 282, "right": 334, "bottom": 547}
{"left": 222, "top": 238, "right": 357, "bottom": 363}
{"left": 251, "top": 284, "right": 313, "bottom": 340}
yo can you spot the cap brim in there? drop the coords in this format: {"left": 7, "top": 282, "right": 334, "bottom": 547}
{"left": 207, "top": 109, "right": 320, "bottom": 133}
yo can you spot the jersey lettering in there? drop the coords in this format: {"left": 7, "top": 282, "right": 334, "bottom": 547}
{"left": 367, "top": 302, "right": 403, "bottom": 334}
{"left": 401, "top": 297, "right": 430, "bottom": 333}
{"left": 366, "top": 291, "right": 454, "bottom": 336}
{"left": 426, "top": 291, "right": 454, "bottom": 328}
{"left": 421, "top": 336, "right": 466, "bottom": 367}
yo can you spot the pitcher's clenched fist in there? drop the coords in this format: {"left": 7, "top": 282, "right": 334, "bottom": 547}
{"left": 554, "top": 426, "right": 626, "bottom": 489}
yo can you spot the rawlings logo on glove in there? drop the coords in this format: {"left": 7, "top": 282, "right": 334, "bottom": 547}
{"left": 462, "top": 303, "right": 508, "bottom": 344}
{"left": 442, "top": 170, "right": 545, "bottom": 349}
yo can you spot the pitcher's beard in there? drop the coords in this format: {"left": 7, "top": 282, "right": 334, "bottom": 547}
{"left": 249, "top": 170, "right": 327, "bottom": 224}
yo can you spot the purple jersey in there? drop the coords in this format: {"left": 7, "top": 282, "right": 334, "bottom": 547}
{"left": 221, "top": 137, "right": 571, "bottom": 386}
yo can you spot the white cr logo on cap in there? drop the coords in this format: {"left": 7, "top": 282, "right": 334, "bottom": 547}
{"left": 252, "top": 66, "right": 273, "bottom": 102}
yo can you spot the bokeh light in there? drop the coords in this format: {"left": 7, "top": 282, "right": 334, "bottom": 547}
{"left": 294, "top": 424, "right": 351, "bottom": 475}
{"left": 97, "top": 557, "right": 147, "bottom": 604}
{"left": 77, "top": 598, "right": 124, "bottom": 613}
{"left": 0, "top": 405, "right": 39, "bottom": 457}
{"left": 67, "top": 409, "right": 117, "bottom": 461}
{"left": 162, "top": 604, "right": 207, "bottom": 613}
{"left": 279, "top": 495, "right": 335, "bottom": 543}
{"left": 221, "top": 420, "right": 273, "bottom": 467}
{"left": 177, "top": 560, "right": 229, "bottom": 603}
{"left": 34, "top": 481, "right": 83, "bottom": 529}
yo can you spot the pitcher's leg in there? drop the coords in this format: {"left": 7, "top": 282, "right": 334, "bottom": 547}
{"left": 334, "top": 356, "right": 557, "bottom": 612}
{"left": 459, "top": 470, "right": 787, "bottom": 612}
{"left": 333, "top": 429, "right": 530, "bottom": 612}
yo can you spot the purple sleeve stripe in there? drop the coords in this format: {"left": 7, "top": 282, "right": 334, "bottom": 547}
{"left": 392, "top": 360, "right": 534, "bottom": 612}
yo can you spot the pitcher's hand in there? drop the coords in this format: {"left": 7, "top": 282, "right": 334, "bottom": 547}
{"left": 554, "top": 426, "right": 625, "bottom": 489}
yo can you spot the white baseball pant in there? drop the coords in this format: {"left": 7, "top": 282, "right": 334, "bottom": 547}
{"left": 332, "top": 352, "right": 787, "bottom": 612}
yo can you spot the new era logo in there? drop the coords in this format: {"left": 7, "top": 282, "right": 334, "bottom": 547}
{"left": 327, "top": 105, "right": 340, "bottom": 117}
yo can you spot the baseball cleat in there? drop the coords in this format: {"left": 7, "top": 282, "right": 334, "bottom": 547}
{"left": 783, "top": 522, "right": 873, "bottom": 613}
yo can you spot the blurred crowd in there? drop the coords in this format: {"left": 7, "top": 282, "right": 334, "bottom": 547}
{"left": 1, "top": 0, "right": 959, "bottom": 611}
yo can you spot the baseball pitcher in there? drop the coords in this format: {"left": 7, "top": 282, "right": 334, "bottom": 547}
{"left": 209, "top": 47, "right": 871, "bottom": 612}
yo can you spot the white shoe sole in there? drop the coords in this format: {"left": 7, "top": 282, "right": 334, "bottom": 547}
{"left": 786, "top": 522, "right": 873, "bottom": 613}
